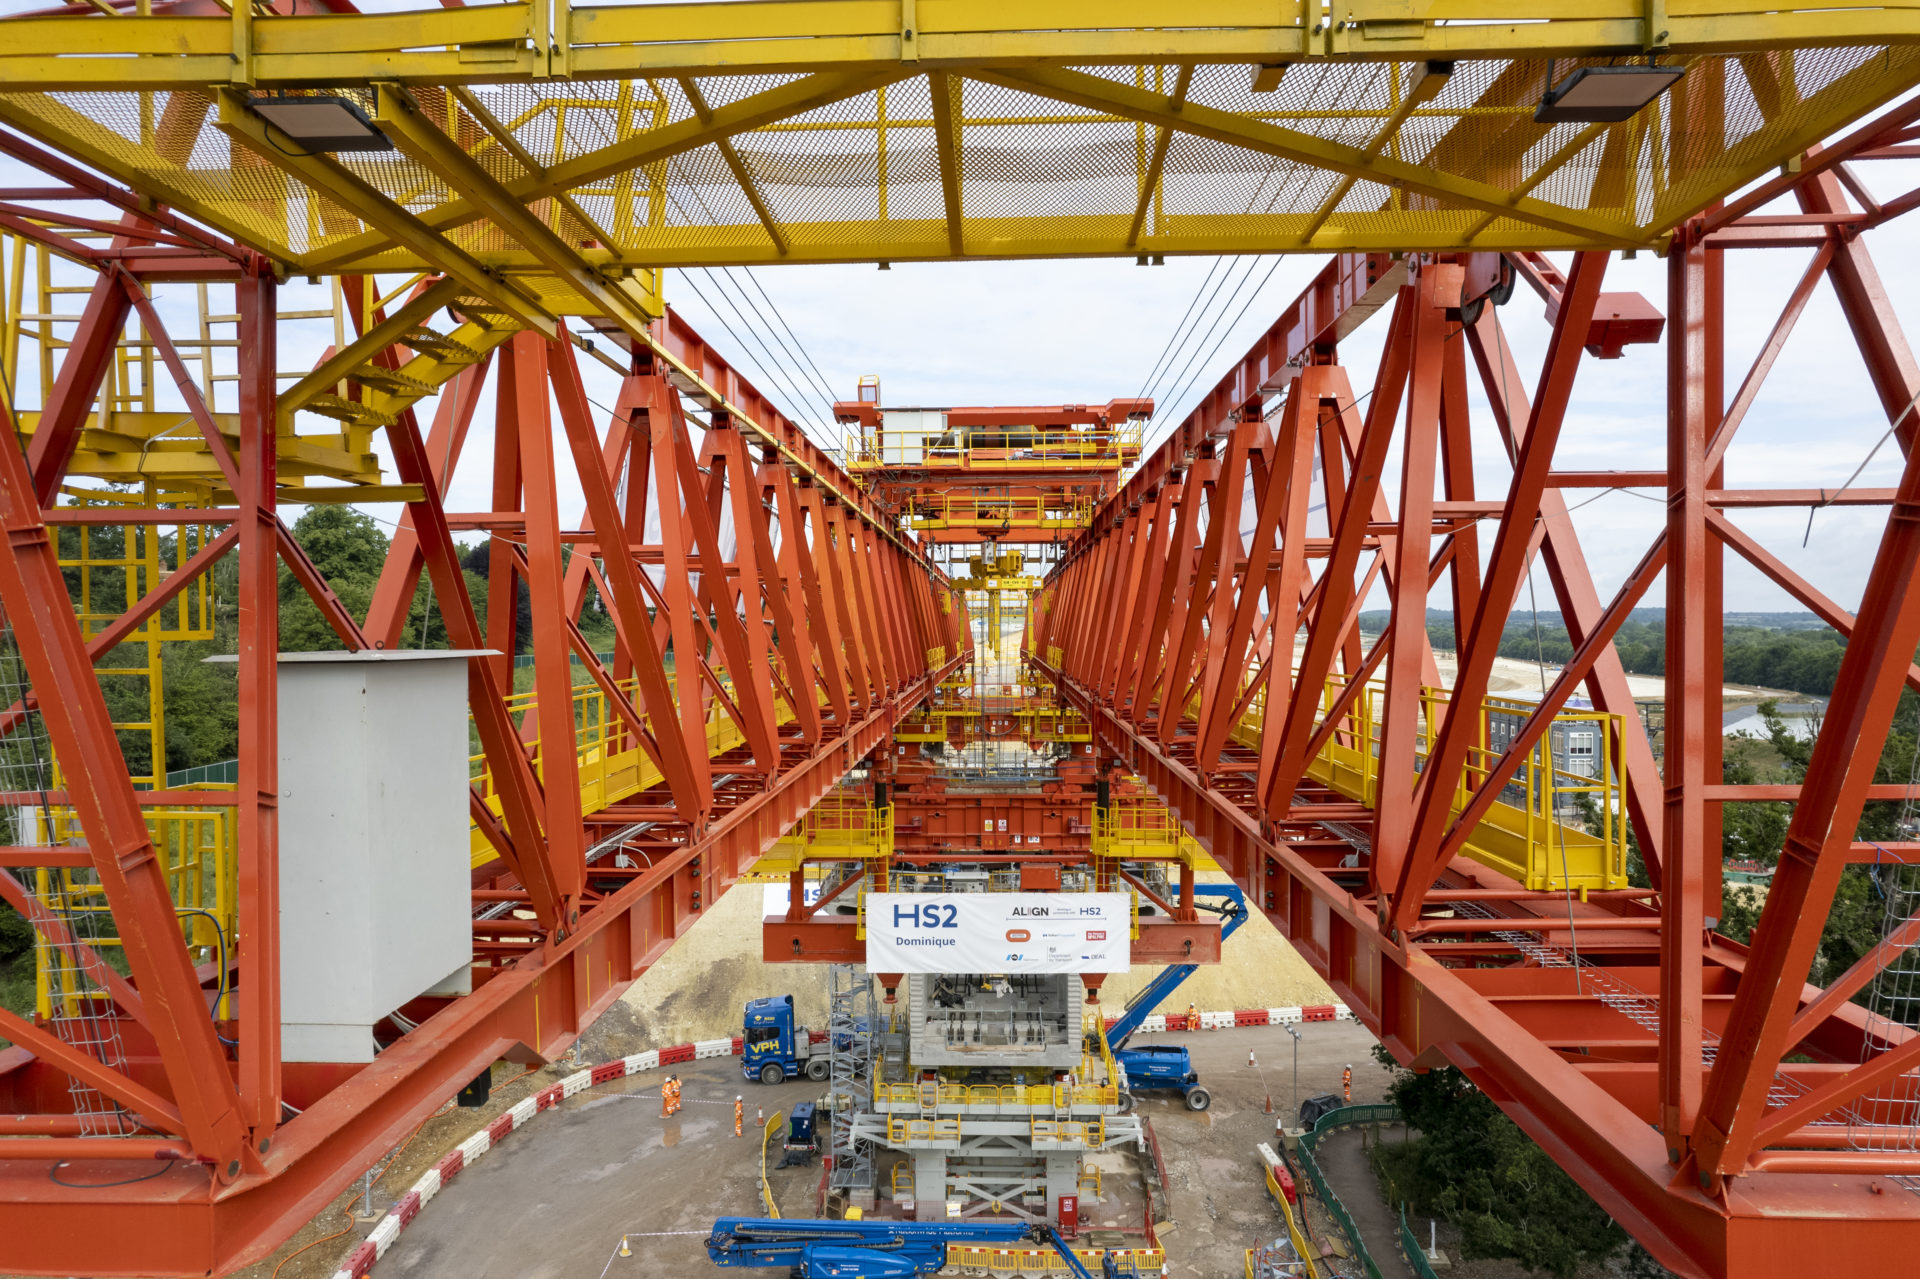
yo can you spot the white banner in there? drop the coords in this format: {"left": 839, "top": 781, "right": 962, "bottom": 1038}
{"left": 762, "top": 879, "right": 826, "bottom": 918}
{"left": 865, "top": 893, "right": 1131, "bottom": 974}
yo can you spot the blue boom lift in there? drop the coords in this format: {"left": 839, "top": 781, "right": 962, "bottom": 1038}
{"left": 707, "top": 1217, "right": 1139, "bottom": 1278}
{"left": 1102, "top": 882, "right": 1246, "bottom": 1113}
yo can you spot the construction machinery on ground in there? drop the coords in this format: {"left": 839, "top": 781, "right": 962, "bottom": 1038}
{"left": 706, "top": 1216, "right": 1139, "bottom": 1278}
{"left": 743, "top": 995, "right": 833, "bottom": 1085}
{"left": 1104, "top": 884, "right": 1248, "bottom": 1113}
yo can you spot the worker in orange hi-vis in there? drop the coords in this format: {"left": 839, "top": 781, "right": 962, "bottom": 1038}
{"left": 1342, "top": 1064, "right": 1353, "bottom": 1103}
{"left": 659, "top": 1076, "right": 672, "bottom": 1118}
{"left": 1187, "top": 1002, "right": 1197, "bottom": 1031}
{"left": 734, "top": 1096, "right": 745, "bottom": 1138}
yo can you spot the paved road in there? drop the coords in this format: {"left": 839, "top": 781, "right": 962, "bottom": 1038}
{"left": 1314, "top": 1123, "right": 1417, "bottom": 1279}
{"left": 376, "top": 1056, "right": 824, "bottom": 1279}
{"left": 373, "top": 1019, "right": 1396, "bottom": 1279}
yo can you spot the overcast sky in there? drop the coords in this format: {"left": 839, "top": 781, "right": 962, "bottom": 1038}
{"left": 649, "top": 188, "right": 1920, "bottom": 617}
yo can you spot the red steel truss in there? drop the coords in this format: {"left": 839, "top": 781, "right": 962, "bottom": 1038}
{"left": 0, "top": 191, "right": 963, "bottom": 1271}
{"left": 1029, "top": 151, "right": 1920, "bottom": 1276}
{"left": 2, "top": 75, "right": 1920, "bottom": 1279}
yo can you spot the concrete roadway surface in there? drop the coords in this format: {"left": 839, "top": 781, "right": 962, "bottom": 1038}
{"left": 374, "top": 1020, "right": 1391, "bottom": 1278}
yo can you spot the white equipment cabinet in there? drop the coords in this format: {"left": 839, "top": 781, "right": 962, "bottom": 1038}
{"left": 271, "top": 651, "right": 482, "bottom": 1062}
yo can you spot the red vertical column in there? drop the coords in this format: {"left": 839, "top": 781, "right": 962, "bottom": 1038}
{"left": 507, "top": 333, "right": 586, "bottom": 915}
{"left": 1373, "top": 264, "right": 1451, "bottom": 891}
{"left": 235, "top": 263, "right": 280, "bottom": 1136}
{"left": 486, "top": 353, "right": 524, "bottom": 695}
{"left": 1662, "top": 229, "right": 1710, "bottom": 1157}
{"left": 1703, "top": 237, "right": 1727, "bottom": 928}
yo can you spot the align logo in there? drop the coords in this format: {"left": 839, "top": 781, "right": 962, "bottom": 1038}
{"left": 1005, "top": 929, "right": 1031, "bottom": 943}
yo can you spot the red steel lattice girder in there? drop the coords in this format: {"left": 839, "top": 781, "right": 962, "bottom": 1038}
{"left": 1028, "top": 189, "right": 1920, "bottom": 1273}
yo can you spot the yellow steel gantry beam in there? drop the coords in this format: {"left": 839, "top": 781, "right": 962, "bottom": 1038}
{"left": 1126, "top": 65, "right": 1193, "bottom": 251}
{"left": 3, "top": 3, "right": 1920, "bottom": 87}
{"left": 676, "top": 76, "right": 793, "bottom": 258}
{"left": 211, "top": 89, "right": 558, "bottom": 334}
{"left": 303, "top": 70, "right": 900, "bottom": 272}
{"left": 929, "top": 70, "right": 967, "bottom": 257}
{"left": 975, "top": 64, "right": 1648, "bottom": 247}
{"left": 0, "top": 2, "right": 1917, "bottom": 272}
{"left": 371, "top": 83, "right": 656, "bottom": 340}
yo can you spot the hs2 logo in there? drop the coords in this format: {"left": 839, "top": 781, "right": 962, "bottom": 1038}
{"left": 892, "top": 903, "right": 959, "bottom": 928}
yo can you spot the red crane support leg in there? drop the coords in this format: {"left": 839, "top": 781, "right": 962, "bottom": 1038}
{"left": 234, "top": 264, "right": 282, "bottom": 1142}
{"left": 1662, "top": 231, "right": 1711, "bottom": 1157}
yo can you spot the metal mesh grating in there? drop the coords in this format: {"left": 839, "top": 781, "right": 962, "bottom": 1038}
{"left": 0, "top": 628, "right": 138, "bottom": 1138}
{"left": 2, "top": 48, "right": 1917, "bottom": 266}
{"left": 1848, "top": 861, "right": 1920, "bottom": 1187}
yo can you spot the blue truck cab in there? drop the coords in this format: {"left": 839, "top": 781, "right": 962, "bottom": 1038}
{"left": 742, "top": 995, "right": 830, "bottom": 1085}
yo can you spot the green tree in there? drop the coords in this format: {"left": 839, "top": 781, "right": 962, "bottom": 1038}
{"left": 278, "top": 506, "right": 389, "bottom": 652}
{"left": 1372, "top": 1046, "right": 1625, "bottom": 1277}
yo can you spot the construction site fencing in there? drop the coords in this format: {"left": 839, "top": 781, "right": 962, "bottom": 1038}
{"left": 1293, "top": 1103, "right": 1402, "bottom": 1279}
{"left": 162, "top": 759, "right": 237, "bottom": 787}
{"left": 1399, "top": 1206, "right": 1443, "bottom": 1279}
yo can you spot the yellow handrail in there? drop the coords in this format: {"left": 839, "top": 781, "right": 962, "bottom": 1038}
{"left": 760, "top": 1109, "right": 784, "bottom": 1217}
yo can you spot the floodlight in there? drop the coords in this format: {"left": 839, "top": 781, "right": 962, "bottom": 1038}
{"left": 1533, "top": 65, "right": 1685, "bottom": 125}
{"left": 251, "top": 95, "right": 392, "bottom": 153}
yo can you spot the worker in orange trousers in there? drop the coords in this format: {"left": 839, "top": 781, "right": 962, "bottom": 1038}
{"left": 1342, "top": 1064, "right": 1353, "bottom": 1103}
{"left": 661, "top": 1074, "right": 682, "bottom": 1117}
{"left": 734, "top": 1096, "right": 745, "bottom": 1138}
{"left": 1187, "top": 1002, "right": 1197, "bottom": 1031}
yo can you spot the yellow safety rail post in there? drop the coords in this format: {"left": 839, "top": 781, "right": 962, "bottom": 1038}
{"left": 760, "top": 1109, "right": 784, "bottom": 1217}
{"left": 1294, "top": 672, "right": 1630, "bottom": 893}
{"left": 1263, "top": 1158, "right": 1321, "bottom": 1279}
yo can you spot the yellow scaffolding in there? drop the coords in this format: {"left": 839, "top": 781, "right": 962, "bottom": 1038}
{"left": 901, "top": 493, "right": 1095, "bottom": 535}
{"left": 1235, "top": 674, "right": 1632, "bottom": 892}
{"left": 848, "top": 424, "right": 1142, "bottom": 474}
{"left": 33, "top": 795, "right": 236, "bottom": 1020}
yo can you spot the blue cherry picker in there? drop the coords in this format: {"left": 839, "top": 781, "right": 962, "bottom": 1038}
{"left": 1103, "top": 882, "right": 1247, "bottom": 1113}
{"left": 706, "top": 1216, "right": 1141, "bottom": 1278}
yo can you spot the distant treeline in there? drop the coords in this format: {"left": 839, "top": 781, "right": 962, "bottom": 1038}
{"left": 1357, "top": 608, "right": 1848, "bottom": 698}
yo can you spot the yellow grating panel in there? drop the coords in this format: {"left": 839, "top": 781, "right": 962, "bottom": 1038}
{"left": 1, "top": 47, "right": 1917, "bottom": 268}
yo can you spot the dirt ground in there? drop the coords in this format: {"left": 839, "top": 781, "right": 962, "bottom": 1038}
{"left": 1146, "top": 1021, "right": 1394, "bottom": 1279}
{"left": 618, "top": 874, "right": 1337, "bottom": 1046}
